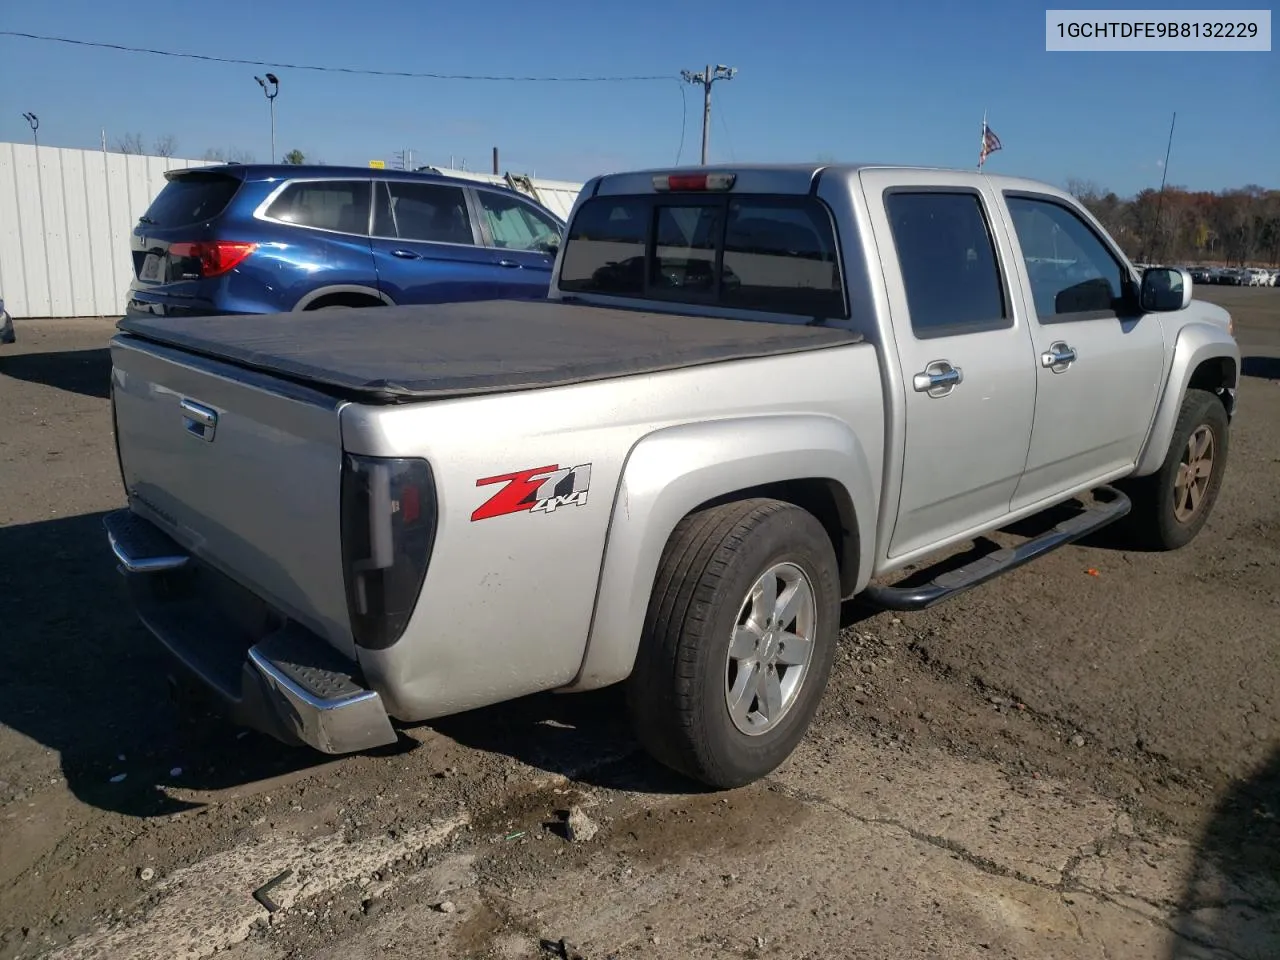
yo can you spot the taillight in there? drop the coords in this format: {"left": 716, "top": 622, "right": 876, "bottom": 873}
{"left": 652, "top": 172, "right": 736, "bottom": 192}
{"left": 340, "top": 454, "right": 437, "bottom": 650}
{"left": 169, "top": 241, "right": 258, "bottom": 277}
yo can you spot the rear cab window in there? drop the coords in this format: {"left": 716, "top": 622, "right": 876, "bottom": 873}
{"left": 141, "top": 173, "right": 242, "bottom": 227}
{"left": 559, "top": 191, "right": 846, "bottom": 319}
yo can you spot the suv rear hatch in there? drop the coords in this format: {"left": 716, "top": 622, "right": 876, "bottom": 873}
{"left": 110, "top": 333, "right": 357, "bottom": 658}
{"left": 130, "top": 169, "right": 249, "bottom": 307}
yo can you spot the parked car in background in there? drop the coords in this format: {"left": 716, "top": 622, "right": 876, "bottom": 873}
{"left": 125, "top": 165, "right": 568, "bottom": 319}
{"left": 1243, "top": 267, "right": 1270, "bottom": 287}
{"left": 1187, "top": 266, "right": 1211, "bottom": 284}
{"left": 0, "top": 297, "right": 14, "bottom": 345}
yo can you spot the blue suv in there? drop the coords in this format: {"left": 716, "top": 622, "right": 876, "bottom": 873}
{"left": 125, "top": 165, "right": 566, "bottom": 318}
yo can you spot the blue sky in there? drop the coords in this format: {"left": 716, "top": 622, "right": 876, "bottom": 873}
{"left": 1, "top": 0, "right": 1275, "bottom": 194}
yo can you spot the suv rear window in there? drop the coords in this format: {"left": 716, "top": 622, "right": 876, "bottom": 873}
{"left": 559, "top": 194, "right": 846, "bottom": 318}
{"left": 141, "top": 173, "right": 242, "bottom": 228}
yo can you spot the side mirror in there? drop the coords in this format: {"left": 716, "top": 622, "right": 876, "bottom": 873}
{"left": 1140, "top": 266, "right": 1192, "bottom": 312}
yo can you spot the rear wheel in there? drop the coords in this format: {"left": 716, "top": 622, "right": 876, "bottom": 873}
{"left": 1119, "top": 388, "right": 1229, "bottom": 550}
{"left": 625, "top": 498, "right": 840, "bottom": 788}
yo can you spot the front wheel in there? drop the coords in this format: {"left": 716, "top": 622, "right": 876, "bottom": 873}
{"left": 1119, "top": 388, "right": 1230, "bottom": 550}
{"left": 625, "top": 498, "right": 840, "bottom": 789}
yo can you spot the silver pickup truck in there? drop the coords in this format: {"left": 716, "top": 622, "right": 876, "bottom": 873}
{"left": 104, "top": 163, "right": 1240, "bottom": 788}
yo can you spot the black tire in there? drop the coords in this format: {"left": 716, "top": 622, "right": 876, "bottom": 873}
{"left": 1119, "top": 388, "right": 1229, "bottom": 550}
{"left": 625, "top": 498, "right": 841, "bottom": 789}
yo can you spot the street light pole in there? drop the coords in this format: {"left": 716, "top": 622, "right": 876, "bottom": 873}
{"left": 680, "top": 65, "right": 736, "bottom": 165}
{"left": 254, "top": 73, "right": 280, "bottom": 162}
{"left": 21, "top": 112, "right": 39, "bottom": 147}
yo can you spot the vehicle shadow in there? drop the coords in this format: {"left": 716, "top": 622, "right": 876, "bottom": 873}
{"left": 425, "top": 688, "right": 709, "bottom": 796}
{"left": 0, "top": 347, "right": 112, "bottom": 399}
{"left": 0, "top": 511, "right": 354, "bottom": 818}
{"left": 1168, "top": 744, "right": 1280, "bottom": 959}
{"left": 1241, "top": 355, "right": 1280, "bottom": 380}
{"left": 422, "top": 595, "right": 891, "bottom": 795}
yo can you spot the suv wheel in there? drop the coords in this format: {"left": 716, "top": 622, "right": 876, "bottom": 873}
{"left": 625, "top": 498, "right": 840, "bottom": 788}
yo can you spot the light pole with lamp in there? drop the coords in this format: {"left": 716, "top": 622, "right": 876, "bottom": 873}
{"left": 22, "top": 112, "right": 39, "bottom": 147}
{"left": 254, "top": 73, "right": 280, "bottom": 163}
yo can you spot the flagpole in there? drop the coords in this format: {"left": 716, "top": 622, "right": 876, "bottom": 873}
{"left": 979, "top": 109, "right": 987, "bottom": 169}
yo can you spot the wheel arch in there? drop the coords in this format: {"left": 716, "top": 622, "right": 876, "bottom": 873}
{"left": 293, "top": 285, "right": 394, "bottom": 310}
{"left": 564, "top": 414, "right": 877, "bottom": 692}
{"left": 1134, "top": 323, "right": 1240, "bottom": 477}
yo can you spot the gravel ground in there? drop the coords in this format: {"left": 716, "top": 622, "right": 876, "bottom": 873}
{"left": 0, "top": 287, "right": 1277, "bottom": 960}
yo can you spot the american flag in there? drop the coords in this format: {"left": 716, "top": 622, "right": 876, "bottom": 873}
{"left": 978, "top": 121, "right": 1002, "bottom": 169}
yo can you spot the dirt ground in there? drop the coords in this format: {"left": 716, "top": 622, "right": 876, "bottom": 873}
{"left": 0, "top": 288, "right": 1277, "bottom": 960}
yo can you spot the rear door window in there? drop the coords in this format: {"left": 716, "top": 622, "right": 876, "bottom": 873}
{"left": 884, "top": 191, "right": 1009, "bottom": 337}
{"left": 265, "top": 180, "right": 372, "bottom": 235}
{"left": 141, "top": 174, "right": 242, "bottom": 227}
{"left": 372, "top": 181, "right": 476, "bottom": 245}
{"left": 559, "top": 193, "right": 846, "bottom": 318}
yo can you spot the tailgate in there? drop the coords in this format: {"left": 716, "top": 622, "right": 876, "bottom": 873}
{"left": 110, "top": 334, "right": 356, "bottom": 658}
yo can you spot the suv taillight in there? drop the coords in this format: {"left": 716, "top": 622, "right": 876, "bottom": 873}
{"left": 340, "top": 454, "right": 438, "bottom": 650}
{"left": 169, "top": 241, "right": 258, "bottom": 277}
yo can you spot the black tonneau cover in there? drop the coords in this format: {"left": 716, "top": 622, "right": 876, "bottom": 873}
{"left": 116, "top": 300, "right": 862, "bottom": 404}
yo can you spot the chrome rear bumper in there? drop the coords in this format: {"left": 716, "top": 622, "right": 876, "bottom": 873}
{"left": 104, "top": 508, "right": 397, "bottom": 755}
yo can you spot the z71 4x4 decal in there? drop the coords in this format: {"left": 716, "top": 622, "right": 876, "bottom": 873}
{"left": 471, "top": 463, "right": 593, "bottom": 521}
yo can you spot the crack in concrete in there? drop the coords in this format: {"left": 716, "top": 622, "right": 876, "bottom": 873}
{"left": 770, "top": 776, "right": 1276, "bottom": 960}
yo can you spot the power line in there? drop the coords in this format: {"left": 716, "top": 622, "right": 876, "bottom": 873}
{"left": 0, "top": 31, "right": 673, "bottom": 82}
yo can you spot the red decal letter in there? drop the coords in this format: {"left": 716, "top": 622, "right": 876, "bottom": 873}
{"left": 471, "top": 465, "right": 559, "bottom": 522}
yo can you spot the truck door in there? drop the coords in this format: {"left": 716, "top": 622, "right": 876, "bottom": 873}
{"left": 858, "top": 170, "right": 1038, "bottom": 559}
{"left": 996, "top": 191, "right": 1167, "bottom": 510}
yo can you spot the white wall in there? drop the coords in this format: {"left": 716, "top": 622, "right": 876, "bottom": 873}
{"left": 0, "top": 142, "right": 211, "bottom": 318}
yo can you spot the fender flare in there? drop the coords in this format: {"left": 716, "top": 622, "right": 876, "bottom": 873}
{"left": 565, "top": 414, "right": 878, "bottom": 692}
{"left": 1134, "top": 322, "right": 1240, "bottom": 477}
{"left": 292, "top": 285, "right": 394, "bottom": 310}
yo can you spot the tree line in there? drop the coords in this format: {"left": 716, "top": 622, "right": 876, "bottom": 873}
{"left": 109, "top": 134, "right": 313, "bottom": 165}
{"left": 1067, "top": 179, "right": 1280, "bottom": 267}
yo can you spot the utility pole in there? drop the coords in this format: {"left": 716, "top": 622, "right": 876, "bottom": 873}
{"left": 680, "top": 65, "right": 736, "bottom": 164}
{"left": 22, "top": 112, "right": 39, "bottom": 147}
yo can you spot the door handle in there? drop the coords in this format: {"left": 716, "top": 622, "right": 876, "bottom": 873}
{"left": 497, "top": 259, "right": 522, "bottom": 268}
{"left": 1040, "top": 341, "right": 1077, "bottom": 371}
{"left": 389, "top": 249, "right": 420, "bottom": 259}
{"left": 912, "top": 360, "right": 963, "bottom": 398}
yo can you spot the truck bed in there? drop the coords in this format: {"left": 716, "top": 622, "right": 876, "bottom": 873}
{"left": 116, "top": 300, "right": 861, "bottom": 404}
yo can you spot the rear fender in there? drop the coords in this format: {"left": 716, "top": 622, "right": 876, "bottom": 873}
{"left": 565, "top": 414, "right": 876, "bottom": 691}
{"left": 1134, "top": 322, "right": 1240, "bottom": 476}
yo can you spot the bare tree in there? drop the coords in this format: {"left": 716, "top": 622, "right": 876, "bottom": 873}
{"left": 115, "top": 132, "right": 144, "bottom": 154}
{"left": 203, "top": 146, "right": 256, "bottom": 164}
{"left": 153, "top": 134, "right": 178, "bottom": 157}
